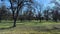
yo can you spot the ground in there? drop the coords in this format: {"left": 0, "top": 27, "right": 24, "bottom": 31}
{"left": 0, "top": 20, "right": 60, "bottom": 34}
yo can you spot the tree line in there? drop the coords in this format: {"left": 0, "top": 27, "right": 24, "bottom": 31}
{"left": 0, "top": 0, "right": 60, "bottom": 27}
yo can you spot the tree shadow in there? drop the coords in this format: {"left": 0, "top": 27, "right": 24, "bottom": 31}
{"left": 0, "top": 26, "right": 15, "bottom": 30}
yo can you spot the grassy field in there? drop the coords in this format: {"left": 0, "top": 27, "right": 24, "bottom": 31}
{"left": 0, "top": 20, "right": 60, "bottom": 34}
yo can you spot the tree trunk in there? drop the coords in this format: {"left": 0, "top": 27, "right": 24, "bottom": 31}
{"left": 0, "top": 13, "right": 2, "bottom": 23}
{"left": 13, "top": 17, "right": 16, "bottom": 27}
{"left": 12, "top": 10, "right": 16, "bottom": 27}
{"left": 13, "top": 7, "right": 19, "bottom": 27}
{"left": 40, "top": 17, "right": 41, "bottom": 22}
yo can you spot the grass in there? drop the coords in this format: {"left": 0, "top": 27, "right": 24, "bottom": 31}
{"left": 0, "top": 20, "right": 60, "bottom": 34}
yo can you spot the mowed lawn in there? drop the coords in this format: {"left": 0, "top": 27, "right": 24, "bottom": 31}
{"left": 0, "top": 20, "right": 60, "bottom": 34}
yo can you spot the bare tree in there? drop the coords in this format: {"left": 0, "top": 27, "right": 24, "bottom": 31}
{"left": 9, "top": 0, "right": 33, "bottom": 27}
{"left": 51, "top": 0, "right": 60, "bottom": 22}
{"left": 0, "top": 8, "right": 2, "bottom": 23}
{"left": 0, "top": 4, "right": 8, "bottom": 22}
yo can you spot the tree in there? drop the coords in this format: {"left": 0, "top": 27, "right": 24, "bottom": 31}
{"left": 0, "top": 4, "right": 9, "bottom": 22}
{"left": 50, "top": 0, "right": 60, "bottom": 22}
{"left": 38, "top": 2, "right": 43, "bottom": 22}
{"left": 9, "top": 0, "right": 33, "bottom": 27}
{"left": 37, "top": 11, "right": 41, "bottom": 22}
{"left": 0, "top": 8, "right": 2, "bottom": 23}
{"left": 52, "top": 9, "right": 58, "bottom": 22}
{"left": 43, "top": 9, "right": 49, "bottom": 21}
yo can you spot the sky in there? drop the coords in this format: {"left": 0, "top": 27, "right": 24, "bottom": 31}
{"left": 0, "top": 0, "right": 60, "bottom": 16}
{"left": 0, "top": 0, "right": 56, "bottom": 15}
{"left": 0, "top": 0, "right": 60, "bottom": 11}
{"left": 0, "top": 0, "right": 53, "bottom": 8}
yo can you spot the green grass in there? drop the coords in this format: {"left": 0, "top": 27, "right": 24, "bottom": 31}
{"left": 0, "top": 20, "right": 60, "bottom": 34}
